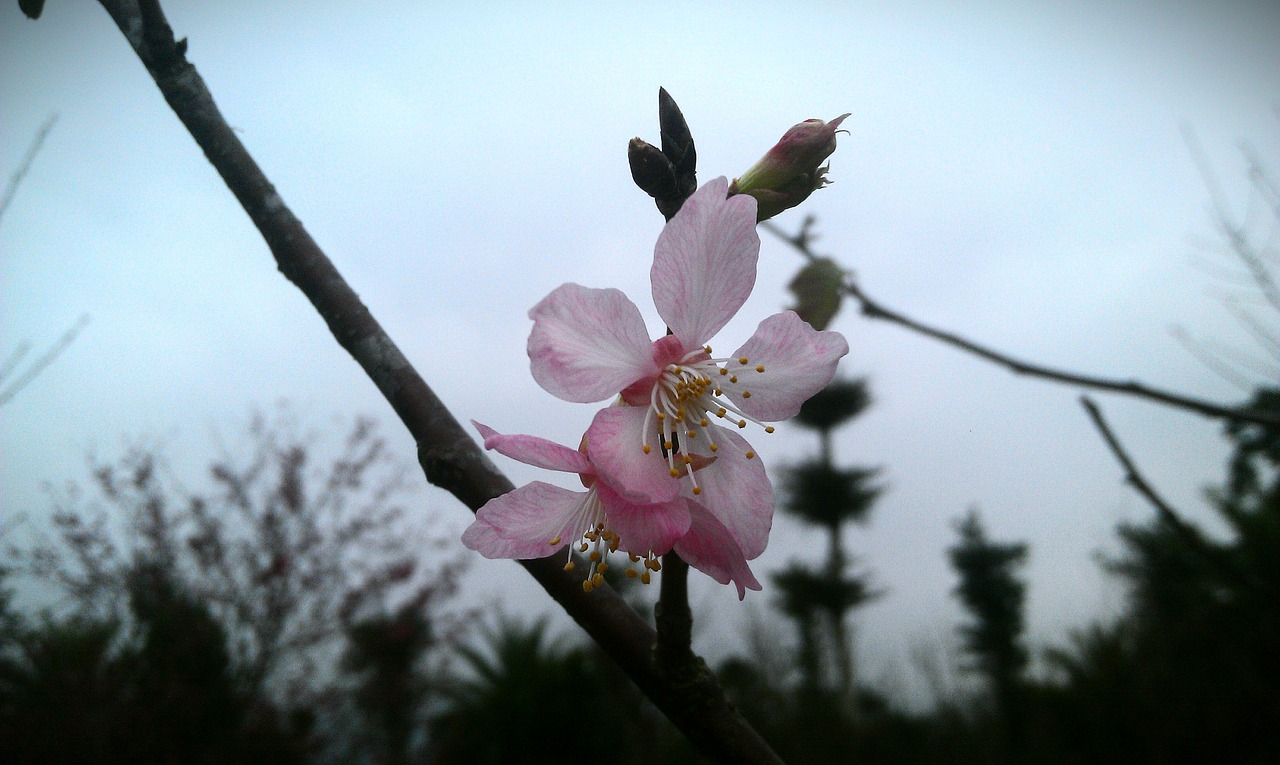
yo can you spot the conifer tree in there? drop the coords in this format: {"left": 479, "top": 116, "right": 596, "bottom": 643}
{"left": 772, "top": 377, "right": 883, "bottom": 705}
{"left": 947, "top": 507, "right": 1028, "bottom": 752}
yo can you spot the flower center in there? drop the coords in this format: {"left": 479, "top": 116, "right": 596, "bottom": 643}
{"left": 548, "top": 488, "right": 661, "bottom": 591}
{"left": 639, "top": 345, "right": 775, "bottom": 492}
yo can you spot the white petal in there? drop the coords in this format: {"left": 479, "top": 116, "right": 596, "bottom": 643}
{"left": 472, "top": 421, "right": 591, "bottom": 474}
{"left": 462, "top": 482, "right": 593, "bottom": 559}
{"left": 675, "top": 502, "right": 762, "bottom": 600}
{"left": 528, "top": 283, "right": 656, "bottom": 403}
{"left": 729, "top": 311, "right": 849, "bottom": 421}
{"left": 686, "top": 423, "right": 774, "bottom": 560}
{"left": 651, "top": 177, "right": 760, "bottom": 349}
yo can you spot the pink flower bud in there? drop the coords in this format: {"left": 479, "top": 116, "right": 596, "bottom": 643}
{"left": 729, "top": 113, "right": 851, "bottom": 221}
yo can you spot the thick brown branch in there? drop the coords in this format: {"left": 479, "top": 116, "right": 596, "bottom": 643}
{"left": 91, "top": 1, "right": 778, "bottom": 761}
{"left": 763, "top": 219, "right": 1280, "bottom": 428}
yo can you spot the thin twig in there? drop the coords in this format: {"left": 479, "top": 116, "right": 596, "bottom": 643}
{"left": 0, "top": 341, "right": 33, "bottom": 385}
{"left": 763, "top": 219, "right": 1280, "bottom": 428}
{"left": 1080, "top": 396, "right": 1270, "bottom": 600}
{"left": 0, "top": 314, "right": 91, "bottom": 408}
{"left": 1078, "top": 397, "right": 1196, "bottom": 534}
{"left": 0, "top": 112, "right": 58, "bottom": 224}
{"left": 90, "top": 3, "right": 780, "bottom": 761}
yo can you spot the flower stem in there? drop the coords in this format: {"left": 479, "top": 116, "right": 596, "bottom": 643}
{"left": 655, "top": 551, "right": 694, "bottom": 671}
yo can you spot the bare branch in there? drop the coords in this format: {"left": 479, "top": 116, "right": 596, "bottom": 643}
{"left": 1170, "top": 325, "right": 1259, "bottom": 393}
{"left": 1078, "top": 397, "right": 1196, "bottom": 534}
{"left": 1079, "top": 396, "right": 1272, "bottom": 602}
{"left": 763, "top": 219, "right": 1280, "bottom": 428}
{"left": 0, "top": 112, "right": 57, "bottom": 224}
{"left": 0, "top": 341, "right": 33, "bottom": 384}
{"left": 0, "top": 313, "right": 91, "bottom": 408}
{"left": 89, "top": 3, "right": 781, "bottom": 761}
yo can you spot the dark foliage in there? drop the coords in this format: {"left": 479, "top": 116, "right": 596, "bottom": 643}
{"left": 430, "top": 616, "right": 699, "bottom": 765}
{"left": 1, "top": 410, "right": 464, "bottom": 764}
{"left": 1035, "top": 386, "right": 1280, "bottom": 763}
{"left": 948, "top": 510, "right": 1029, "bottom": 698}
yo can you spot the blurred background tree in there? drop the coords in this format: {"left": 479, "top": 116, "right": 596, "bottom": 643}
{"left": 774, "top": 378, "right": 883, "bottom": 704}
{"left": 947, "top": 508, "right": 1029, "bottom": 759}
{"left": 0, "top": 407, "right": 467, "bottom": 763}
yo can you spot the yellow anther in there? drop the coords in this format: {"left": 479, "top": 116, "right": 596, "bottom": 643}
{"left": 650, "top": 559, "right": 663, "bottom": 571}
{"left": 717, "top": 408, "right": 727, "bottom": 417}
{"left": 765, "top": 426, "right": 775, "bottom": 434}
{"left": 583, "top": 580, "right": 594, "bottom": 592}
{"left": 579, "top": 542, "right": 589, "bottom": 552}
{"left": 598, "top": 563, "right": 609, "bottom": 573}
{"left": 692, "top": 486, "right": 702, "bottom": 495}
{"left": 730, "top": 375, "right": 738, "bottom": 383}
{"left": 745, "top": 451, "right": 755, "bottom": 459}
{"left": 700, "top": 418, "right": 709, "bottom": 427}
{"left": 738, "top": 356, "right": 749, "bottom": 364}
{"left": 641, "top": 571, "right": 651, "bottom": 584}
{"left": 629, "top": 553, "right": 641, "bottom": 562}
{"left": 683, "top": 455, "right": 693, "bottom": 464}
{"left": 564, "top": 561, "right": 576, "bottom": 571}
{"left": 626, "top": 568, "right": 639, "bottom": 578}
{"left": 592, "top": 573, "right": 604, "bottom": 587}
{"left": 704, "top": 345, "right": 713, "bottom": 353}
{"left": 719, "top": 368, "right": 728, "bottom": 376}
{"left": 657, "top": 412, "right": 666, "bottom": 421}
{"left": 609, "top": 538, "right": 619, "bottom": 552}
{"left": 742, "top": 391, "right": 752, "bottom": 398}
{"left": 669, "top": 467, "right": 680, "bottom": 477}
{"left": 686, "top": 430, "right": 695, "bottom": 439}
{"left": 756, "top": 365, "right": 765, "bottom": 372}
{"left": 549, "top": 535, "right": 562, "bottom": 546}
{"left": 643, "top": 444, "right": 651, "bottom": 454}
{"left": 709, "top": 444, "right": 718, "bottom": 452}
{"left": 738, "top": 420, "right": 747, "bottom": 429}
{"left": 663, "top": 441, "right": 673, "bottom": 450}
{"left": 589, "top": 550, "right": 601, "bottom": 562}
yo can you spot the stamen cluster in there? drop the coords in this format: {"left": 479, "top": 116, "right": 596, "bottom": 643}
{"left": 556, "top": 524, "right": 665, "bottom": 591}
{"left": 641, "top": 346, "right": 775, "bottom": 493}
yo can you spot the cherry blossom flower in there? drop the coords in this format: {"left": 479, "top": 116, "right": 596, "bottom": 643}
{"left": 462, "top": 421, "right": 762, "bottom": 598}
{"left": 524, "top": 176, "right": 849, "bottom": 579}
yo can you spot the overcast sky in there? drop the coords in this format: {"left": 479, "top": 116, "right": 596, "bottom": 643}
{"left": 3, "top": 1, "right": 1279, "bottom": 703}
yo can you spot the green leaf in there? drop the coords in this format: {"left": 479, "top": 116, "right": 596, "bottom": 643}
{"left": 787, "top": 257, "right": 844, "bottom": 330}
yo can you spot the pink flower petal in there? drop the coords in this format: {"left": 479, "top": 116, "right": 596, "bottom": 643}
{"left": 472, "top": 421, "right": 592, "bottom": 475}
{"left": 729, "top": 310, "right": 849, "bottom": 421}
{"left": 462, "top": 482, "right": 592, "bottom": 559}
{"left": 684, "top": 423, "right": 774, "bottom": 560}
{"left": 596, "top": 479, "right": 690, "bottom": 556}
{"left": 651, "top": 177, "right": 761, "bottom": 350}
{"left": 675, "top": 502, "right": 762, "bottom": 600}
{"left": 528, "top": 283, "right": 657, "bottom": 403}
{"left": 585, "top": 406, "right": 681, "bottom": 504}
